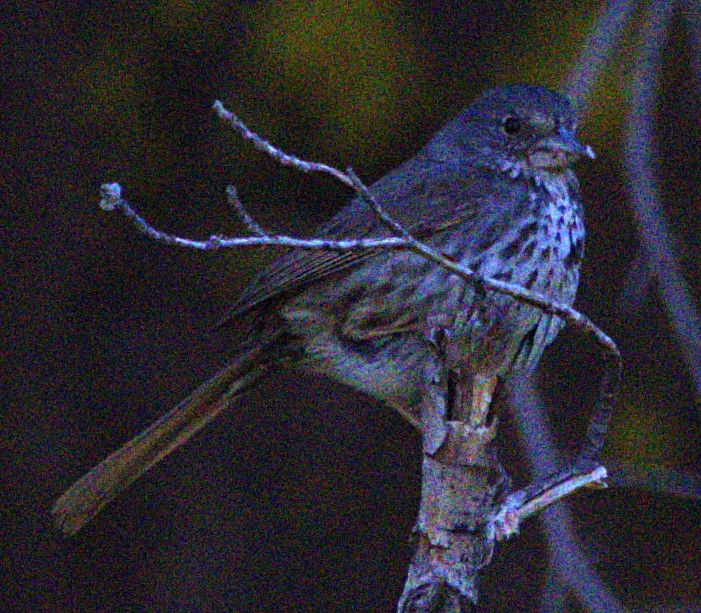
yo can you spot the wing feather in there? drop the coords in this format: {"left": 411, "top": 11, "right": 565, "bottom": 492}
{"left": 217, "top": 154, "right": 502, "bottom": 326}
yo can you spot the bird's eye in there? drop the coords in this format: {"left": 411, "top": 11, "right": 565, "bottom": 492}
{"left": 502, "top": 116, "right": 521, "bottom": 136}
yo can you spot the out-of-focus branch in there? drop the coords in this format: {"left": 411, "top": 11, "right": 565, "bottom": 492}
{"left": 625, "top": 0, "right": 701, "bottom": 403}
{"left": 681, "top": 0, "right": 701, "bottom": 95}
{"left": 563, "top": 0, "right": 639, "bottom": 110}
{"left": 507, "top": 377, "right": 626, "bottom": 613}
{"left": 539, "top": 564, "right": 569, "bottom": 613}
{"left": 606, "top": 461, "right": 701, "bottom": 500}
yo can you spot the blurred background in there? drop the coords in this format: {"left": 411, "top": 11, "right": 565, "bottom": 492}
{"left": 2, "top": 0, "right": 700, "bottom": 610}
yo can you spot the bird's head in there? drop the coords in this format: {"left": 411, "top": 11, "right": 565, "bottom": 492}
{"left": 426, "top": 85, "right": 594, "bottom": 176}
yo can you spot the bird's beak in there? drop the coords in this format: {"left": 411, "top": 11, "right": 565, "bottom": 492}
{"left": 529, "top": 127, "right": 595, "bottom": 170}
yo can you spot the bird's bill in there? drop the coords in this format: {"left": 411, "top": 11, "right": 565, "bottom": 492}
{"left": 529, "top": 127, "right": 595, "bottom": 170}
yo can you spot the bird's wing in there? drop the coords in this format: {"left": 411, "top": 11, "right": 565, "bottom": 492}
{"left": 217, "top": 155, "right": 507, "bottom": 326}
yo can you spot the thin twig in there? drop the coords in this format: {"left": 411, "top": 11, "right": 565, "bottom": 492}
{"left": 99, "top": 183, "right": 406, "bottom": 252}
{"left": 101, "top": 181, "right": 620, "bottom": 376}
{"left": 345, "top": 167, "right": 415, "bottom": 241}
{"left": 488, "top": 465, "right": 608, "bottom": 542}
{"left": 225, "top": 185, "right": 266, "bottom": 237}
{"left": 212, "top": 101, "right": 354, "bottom": 188}
{"left": 209, "top": 102, "right": 619, "bottom": 367}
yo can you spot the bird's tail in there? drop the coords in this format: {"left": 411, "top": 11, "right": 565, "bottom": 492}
{"left": 52, "top": 343, "right": 270, "bottom": 535}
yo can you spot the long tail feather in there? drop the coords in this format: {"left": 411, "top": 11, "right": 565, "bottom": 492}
{"left": 53, "top": 347, "right": 268, "bottom": 535}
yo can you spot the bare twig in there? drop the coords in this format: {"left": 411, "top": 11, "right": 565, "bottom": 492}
{"left": 212, "top": 100, "right": 355, "bottom": 188}
{"left": 225, "top": 185, "right": 266, "bottom": 237}
{"left": 100, "top": 180, "right": 610, "bottom": 342}
{"left": 101, "top": 187, "right": 620, "bottom": 465}
{"left": 344, "top": 167, "right": 415, "bottom": 241}
{"left": 488, "top": 465, "right": 608, "bottom": 542}
{"left": 210, "top": 106, "right": 622, "bottom": 462}
{"left": 99, "top": 182, "right": 406, "bottom": 252}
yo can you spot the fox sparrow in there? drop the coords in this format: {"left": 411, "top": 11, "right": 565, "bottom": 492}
{"left": 54, "top": 85, "right": 594, "bottom": 534}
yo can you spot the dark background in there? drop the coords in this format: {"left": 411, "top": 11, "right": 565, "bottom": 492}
{"left": 3, "top": 1, "right": 700, "bottom": 611}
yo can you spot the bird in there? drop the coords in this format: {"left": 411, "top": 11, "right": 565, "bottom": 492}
{"left": 53, "top": 85, "right": 594, "bottom": 535}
